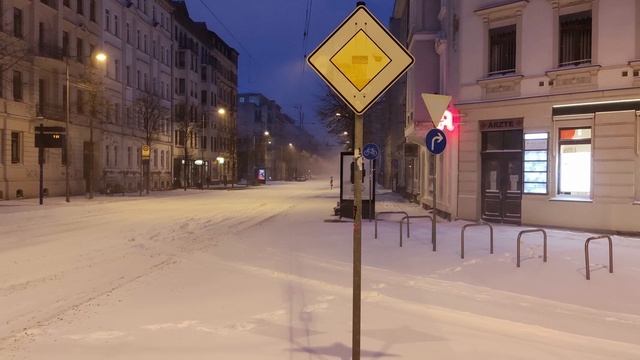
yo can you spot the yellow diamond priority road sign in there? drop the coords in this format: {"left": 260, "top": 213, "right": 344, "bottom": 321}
{"left": 307, "top": 5, "right": 414, "bottom": 115}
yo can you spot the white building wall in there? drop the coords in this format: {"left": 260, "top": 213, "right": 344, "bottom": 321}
{"left": 453, "top": 0, "right": 640, "bottom": 232}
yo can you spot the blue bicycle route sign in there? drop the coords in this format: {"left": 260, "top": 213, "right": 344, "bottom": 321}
{"left": 362, "top": 143, "right": 380, "bottom": 160}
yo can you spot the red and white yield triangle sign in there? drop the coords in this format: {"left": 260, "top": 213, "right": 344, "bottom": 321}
{"left": 422, "top": 93, "right": 452, "bottom": 127}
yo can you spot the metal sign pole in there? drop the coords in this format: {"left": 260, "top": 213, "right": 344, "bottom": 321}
{"left": 432, "top": 154, "right": 437, "bottom": 251}
{"left": 352, "top": 113, "right": 363, "bottom": 360}
{"left": 38, "top": 124, "right": 44, "bottom": 205}
{"left": 368, "top": 159, "right": 373, "bottom": 222}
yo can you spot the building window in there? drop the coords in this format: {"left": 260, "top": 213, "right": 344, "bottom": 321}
{"left": 115, "top": 59, "right": 120, "bottom": 81}
{"left": 62, "top": 31, "right": 70, "bottom": 56}
{"left": 178, "top": 78, "right": 185, "bottom": 95}
{"left": 114, "top": 146, "right": 118, "bottom": 167}
{"left": 14, "top": 8, "right": 23, "bottom": 38}
{"left": 558, "top": 127, "right": 592, "bottom": 197}
{"left": 105, "top": 145, "right": 110, "bottom": 167}
{"left": 89, "top": 0, "right": 96, "bottom": 22}
{"left": 76, "top": 89, "right": 84, "bottom": 114}
{"left": 126, "top": 65, "right": 131, "bottom": 86}
{"left": 126, "top": 23, "right": 130, "bottom": 43}
{"left": 160, "top": 150, "right": 165, "bottom": 168}
{"left": 489, "top": 25, "right": 516, "bottom": 76}
{"left": 114, "top": 15, "right": 119, "bottom": 37}
{"left": 137, "top": 147, "right": 141, "bottom": 168}
{"left": 559, "top": 11, "right": 592, "bottom": 67}
{"left": 153, "top": 149, "right": 158, "bottom": 168}
{"left": 76, "top": 38, "right": 84, "bottom": 63}
{"left": 524, "top": 133, "right": 549, "bottom": 194}
{"left": 64, "top": 0, "right": 70, "bottom": 7}
{"left": 114, "top": 103, "right": 120, "bottom": 124}
{"left": 105, "top": 9, "right": 110, "bottom": 31}
{"left": 76, "top": 0, "right": 83, "bottom": 15}
{"left": 12, "top": 70, "right": 22, "bottom": 101}
{"left": 11, "top": 132, "right": 21, "bottom": 164}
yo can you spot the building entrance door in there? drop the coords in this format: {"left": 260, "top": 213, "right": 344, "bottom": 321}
{"left": 480, "top": 127, "right": 523, "bottom": 224}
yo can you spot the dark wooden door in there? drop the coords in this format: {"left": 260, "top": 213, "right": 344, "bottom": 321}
{"left": 482, "top": 152, "right": 522, "bottom": 224}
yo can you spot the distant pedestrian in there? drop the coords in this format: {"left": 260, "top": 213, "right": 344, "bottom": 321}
{"left": 330, "top": 176, "right": 334, "bottom": 190}
{"left": 223, "top": 174, "right": 228, "bottom": 187}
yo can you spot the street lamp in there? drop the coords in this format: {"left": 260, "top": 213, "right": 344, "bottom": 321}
{"left": 336, "top": 112, "right": 342, "bottom": 117}
{"left": 217, "top": 108, "right": 226, "bottom": 115}
{"left": 65, "top": 51, "right": 107, "bottom": 202}
{"left": 264, "top": 130, "right": 270, "bottom": 136}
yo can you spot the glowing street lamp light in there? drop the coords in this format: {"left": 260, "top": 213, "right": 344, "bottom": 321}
{"left": 264, "top": 130, "right": 270, "bottom": 136}
{"left": 217, "top": 108, "right": 226, "bottom": 115}
{"left": 343, "top": 131, "right": 348, "bottom": 136}
{"left": 289, "top": 143, "right": 293, "bottom": 147}
{"left": 216, "top": 156, "right": 225, "bottom": 164}
{"left": 336, "top": 112, "right": 342, "bottom": 117}
{"left": 94, "top": 52, "right": 107, "bottom": 62}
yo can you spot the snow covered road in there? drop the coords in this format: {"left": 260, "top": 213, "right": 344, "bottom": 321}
{"left": 1, "top": 181, "right": 639, "bottom": 359}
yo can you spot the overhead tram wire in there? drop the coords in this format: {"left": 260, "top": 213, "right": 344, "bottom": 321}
{"left": 197, "top": 0, "right": 255, "bottom": 84}
{"left": 301, "top": 0, "right": 313, "bottom": 74}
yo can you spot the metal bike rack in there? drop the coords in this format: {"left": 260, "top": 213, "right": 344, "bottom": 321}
{"left": 400, "top": 215, "right": 433, "bottom": 247}
{"left": 516, "top": 229, "right": 547, "bottom": 267}
{"left": 584, "top": 235, "right": 614, "bottom": 280}
{"left": 374, "top": 211, "right": 409, "bottom": 246}
{"left": 460, "top": 222, "right": 494, "bottom": 259}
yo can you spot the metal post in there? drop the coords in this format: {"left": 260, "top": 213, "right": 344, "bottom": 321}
{"left": 432, "top": 154, "right": 437, "bottom": 251}
{"left": 65, "top": 59, "right": 70, "bottom": 202}
{"left": 352, "top": 113, "right": 363, "bottom": 360}
{"left": 368, "top": 159, "right": 372, "bottom": 222}
{"left": 38, "top": 124, "right": 44, "bottom": 205}
{"left": 88, "top": 116, "right": 94, "bottom": 199}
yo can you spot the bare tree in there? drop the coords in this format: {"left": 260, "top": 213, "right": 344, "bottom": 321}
{"left": 0, "top": 15, "right": 32, "bottom": 94}
{"left": 78, "top": 67, "right": 108, "bottom": 198}
{"left": 315, "top": 86, "right": 354, "bottom": 138}
{"left": 173, "top": 101, "right": 192, "bottom": 190}
{"left": 134, "top": 91, "right": 168, "bottom": 194}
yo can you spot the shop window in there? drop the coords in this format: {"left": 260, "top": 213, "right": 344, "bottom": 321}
{"left": 558, "top": 127, "right": 592, "bottom": 197}
{"left": 482, "top": 130, "right": 522, "bottom": 151}
{"left": 523, "top": 133, "right": 548, "bottom": 194}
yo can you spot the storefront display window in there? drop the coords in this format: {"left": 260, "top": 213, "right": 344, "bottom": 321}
{"left": 524, "top": 133, "right": 548, "bottom": 194}
{"left": 558, "top": 127, "right": 592, "bottom": 198}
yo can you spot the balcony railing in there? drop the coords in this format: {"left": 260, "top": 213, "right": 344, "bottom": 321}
{"left": 35, "top": 43, "right": 64, "bottom": 60}
{"left": 37, "top": 103, "right": 65, "bottom": 121}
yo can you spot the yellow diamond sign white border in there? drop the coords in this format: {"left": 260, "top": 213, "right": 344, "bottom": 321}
{"left": 307, "top": 5, "right": 414, "bottom": 115}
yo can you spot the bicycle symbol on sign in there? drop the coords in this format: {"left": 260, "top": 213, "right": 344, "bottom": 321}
{"left": 362, "top": 144, "right": 379, "bottom": 160}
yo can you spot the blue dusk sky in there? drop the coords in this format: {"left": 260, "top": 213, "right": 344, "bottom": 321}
{"left": 184, "top": 0, "right": 395, "bottom": 142}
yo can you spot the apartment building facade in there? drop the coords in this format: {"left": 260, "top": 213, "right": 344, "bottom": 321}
{"left": 396, "top": 0, "right": 640, "bottom": 232}
{"left": 171, "top": 1, "right": 237, "bottom": 188}
{"left": 0, "top": 0, "right": 237, "bottom": 198}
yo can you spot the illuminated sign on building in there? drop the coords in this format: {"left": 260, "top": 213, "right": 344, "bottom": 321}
{"left": 437, "top": 106, "right": 460, "bottom": 131}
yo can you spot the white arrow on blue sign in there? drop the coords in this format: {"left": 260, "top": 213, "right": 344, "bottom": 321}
{"left": 362, "top": 143, "right": 380, "bottom": 160}
{"left": 425, "top": 129, "right": 447, "bottom": 155}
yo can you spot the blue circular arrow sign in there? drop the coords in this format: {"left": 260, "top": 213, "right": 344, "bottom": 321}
{"left": 425, "top": 129, "right": 447, "bottom": 155}
{"left": 362, "top": 143, "right": 380, "bottom": 160}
